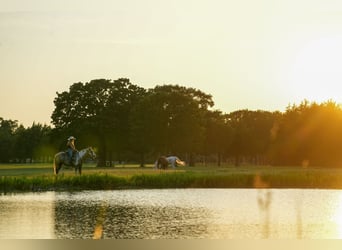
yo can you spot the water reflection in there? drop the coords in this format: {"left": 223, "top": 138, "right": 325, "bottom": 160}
{"left": 295, "top": 190, "right": 303, "bottom": 239}
{"left": 54, "top": 192, "right": 211, "bottom": 239}
{"left": 93, "top": 201, "right": 107, "bottom": 239}
{"left": 0, "top": 192, "right": 55, "bottom": 239}
{"left": 1, "top": 189, "right": 342, "bottom": 239}
{"left": 257, "top": 189, "right": 272, "bottom": 238}
{"left": 333, "top": 193, "right": 342, "bottom": 238}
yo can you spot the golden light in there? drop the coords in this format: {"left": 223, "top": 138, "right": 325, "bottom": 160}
{"left": 332, "top": 193, "right": 342, "bottom": 238}
{"left": 286, "top": 35, "right": 342, "bottom": 103}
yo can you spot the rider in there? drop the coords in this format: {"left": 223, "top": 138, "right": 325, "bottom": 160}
{"left": 66, "top": 136, "right": 77, "bottom": 164}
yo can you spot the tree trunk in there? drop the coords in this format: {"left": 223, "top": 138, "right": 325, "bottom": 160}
{"left": 139, "top": 153, "right": 145, "bottom": 168}
{"left": 235, "top": 155, "right": 240, "bottom": 167}
{"left": 97, "top": 135, "right": 107, "bottom": 167}
{"left": 217, "top": 152, "right": 221, "bottom": 167}
{"left": 188, "top": 153, "right": 195, "bottom": 167}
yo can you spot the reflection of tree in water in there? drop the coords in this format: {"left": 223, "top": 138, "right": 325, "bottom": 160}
{"left": 54, "top": 199, "right": 101, "bottom": 239}
{"left": 295, "top": 190, "right": 303, "bottom": 239}
{"left": 54, "top": 199, "right": 211, "bottom": 239}
{"left": 103, "top": 206, "right": 211, "bottom": 239}
{"left": 254, "top": 174, "right": 272, "bottom": 239}
{"left": 257, "top": 189, "right": 272, "bottom": 238}
{"left": 254, "top": 174, "right": 305, "bottom": 239}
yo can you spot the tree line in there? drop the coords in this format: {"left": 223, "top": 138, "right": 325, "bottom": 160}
{"left": 1, "top": 78, "right": 342, "bottom": 167}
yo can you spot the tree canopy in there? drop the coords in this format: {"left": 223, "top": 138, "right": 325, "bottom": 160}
{"left": 2, "top": 79, "right": 342, "bottom": 168}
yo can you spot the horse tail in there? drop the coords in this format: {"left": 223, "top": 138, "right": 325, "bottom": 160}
{"left": 53, "top": 156, "right": 57, "bottom": 175}
{"left": 53, "top": 154, "right": 61, "bottom": 175}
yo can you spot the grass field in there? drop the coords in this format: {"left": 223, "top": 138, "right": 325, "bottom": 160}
{"left": 1, "top": 163, "right": 342, "bottom": 192}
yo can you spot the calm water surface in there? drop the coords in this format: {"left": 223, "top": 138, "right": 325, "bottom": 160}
{"left": 1, "top": 189, "right": 342, "bottom": 239}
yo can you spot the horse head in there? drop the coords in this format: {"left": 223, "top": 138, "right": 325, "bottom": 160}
{"left": 87, "top": 147, "right": 97, "bottom": 160}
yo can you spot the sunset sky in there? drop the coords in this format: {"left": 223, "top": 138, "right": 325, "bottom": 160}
{"left": 1, "top": 0, "right": 342, "bottom": 127}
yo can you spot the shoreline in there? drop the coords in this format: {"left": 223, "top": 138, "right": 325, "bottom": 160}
{"left": 1, "top": 170, "right": 342, "bottom": 193}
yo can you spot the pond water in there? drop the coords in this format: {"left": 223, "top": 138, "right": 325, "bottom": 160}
{"left": 0, "top": 188, "right": 342, "bottom": 239}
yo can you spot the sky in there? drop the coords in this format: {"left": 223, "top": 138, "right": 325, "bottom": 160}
{"left": 1, "top": 0, "right": 342, "bottom": 127}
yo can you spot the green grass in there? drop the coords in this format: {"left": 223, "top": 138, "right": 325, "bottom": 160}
{"left": 1, "top": 163, "right": 342, "bottom": 192}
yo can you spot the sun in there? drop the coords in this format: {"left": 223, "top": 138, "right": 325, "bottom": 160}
{"left": 286, "top": 35, "right": 342, "bottom": 104}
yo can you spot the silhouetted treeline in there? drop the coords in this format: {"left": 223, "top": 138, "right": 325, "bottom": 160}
{"left": 1, "top": 78, "right": 342, "bottom": 167}
{"left": 0, "top": 119, "right": 54, "bottom": 163}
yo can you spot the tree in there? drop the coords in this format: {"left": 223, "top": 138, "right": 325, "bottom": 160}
{"left": 0, "top": 118, "right": 18, "bottom": 162}
{"left": 13, "top": 123, "right": 53, "bottom": 163}
{"left": 52, "top": 79, "right": 113, "bottom": 165}
{"left": 227, "top": 110, "right": 277, "bottom": 166}
{"left": 51, "top": 78, "right": 145, "bottom": 166}
{"left": 202, "top": 110, "right": 233, "bottom": 166}
{"left": 100, "top": 78, "right": 146, "bottom": 166}
{"left": 130, "top": 85, "right": 214, "bottom": 166}
{"left": 270, "top": 100, "right": 342, "bottom": 167}
{"left": 129, "top": 91, "right": 155, "bottom": 167}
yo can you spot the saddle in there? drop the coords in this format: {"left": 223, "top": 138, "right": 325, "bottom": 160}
{"left": 65, "top": 151, "right": 78, "bottom": 166}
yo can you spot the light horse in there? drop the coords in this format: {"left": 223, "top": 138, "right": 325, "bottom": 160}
{"left": 53, "top": 147, "right": 96, "bottom": 175}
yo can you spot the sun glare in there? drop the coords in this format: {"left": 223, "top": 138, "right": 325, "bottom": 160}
{"left": 333, "top": 193, "right": 342, "bottom": 238}
{"left": 287, "top": 36, "right": 342, "bottom": 103}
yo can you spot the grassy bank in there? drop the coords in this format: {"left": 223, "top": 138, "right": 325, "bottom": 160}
{"left": 1, "top": 164, "right": 342, "bottom": 192}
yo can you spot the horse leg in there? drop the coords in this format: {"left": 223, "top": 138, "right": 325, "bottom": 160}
{"left": 57, "top": 163, "right": 63, "bottom": 175}
{"left": 74, "top": 165, "right": 82, "bottom": 175}
{"left": 54, "top": 159, "right": 62, "bottom": 175}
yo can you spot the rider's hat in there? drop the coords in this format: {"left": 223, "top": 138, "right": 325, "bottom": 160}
{"left": 67, "top": 136, "right": 76, "bottom": 141}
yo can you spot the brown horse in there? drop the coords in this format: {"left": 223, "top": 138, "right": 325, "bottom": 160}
{"left": 156, "top": 156, "right": 169, "bottom": 169}
{"left": 53, "top": 147, "right": 96, "bottom": 175}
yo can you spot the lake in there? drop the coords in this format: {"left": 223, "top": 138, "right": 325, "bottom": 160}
{"left": 0, "top": 188, "right": 342, "bottom": 239}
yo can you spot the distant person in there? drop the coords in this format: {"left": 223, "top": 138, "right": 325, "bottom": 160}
{"left": 66, "top": 136, "right": 77, "bottom": 164}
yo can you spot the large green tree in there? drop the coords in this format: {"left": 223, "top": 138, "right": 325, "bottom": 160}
{"left": 51, "top": 78, "right": 145, "bottom": 166}
{"left": 227, "top": 110, "right": 277, "bottom": 166}
{"left": 100, "top": 78, "right": 146, "bottom": 166}
{"left": 202, "top": 110, "right": 233, "bottom": 166}
{"left": 51, "top": 79, "right": 113, "bottom": 165}
{"left": 130, "top": 84, "right": 214, "bottom": 166}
